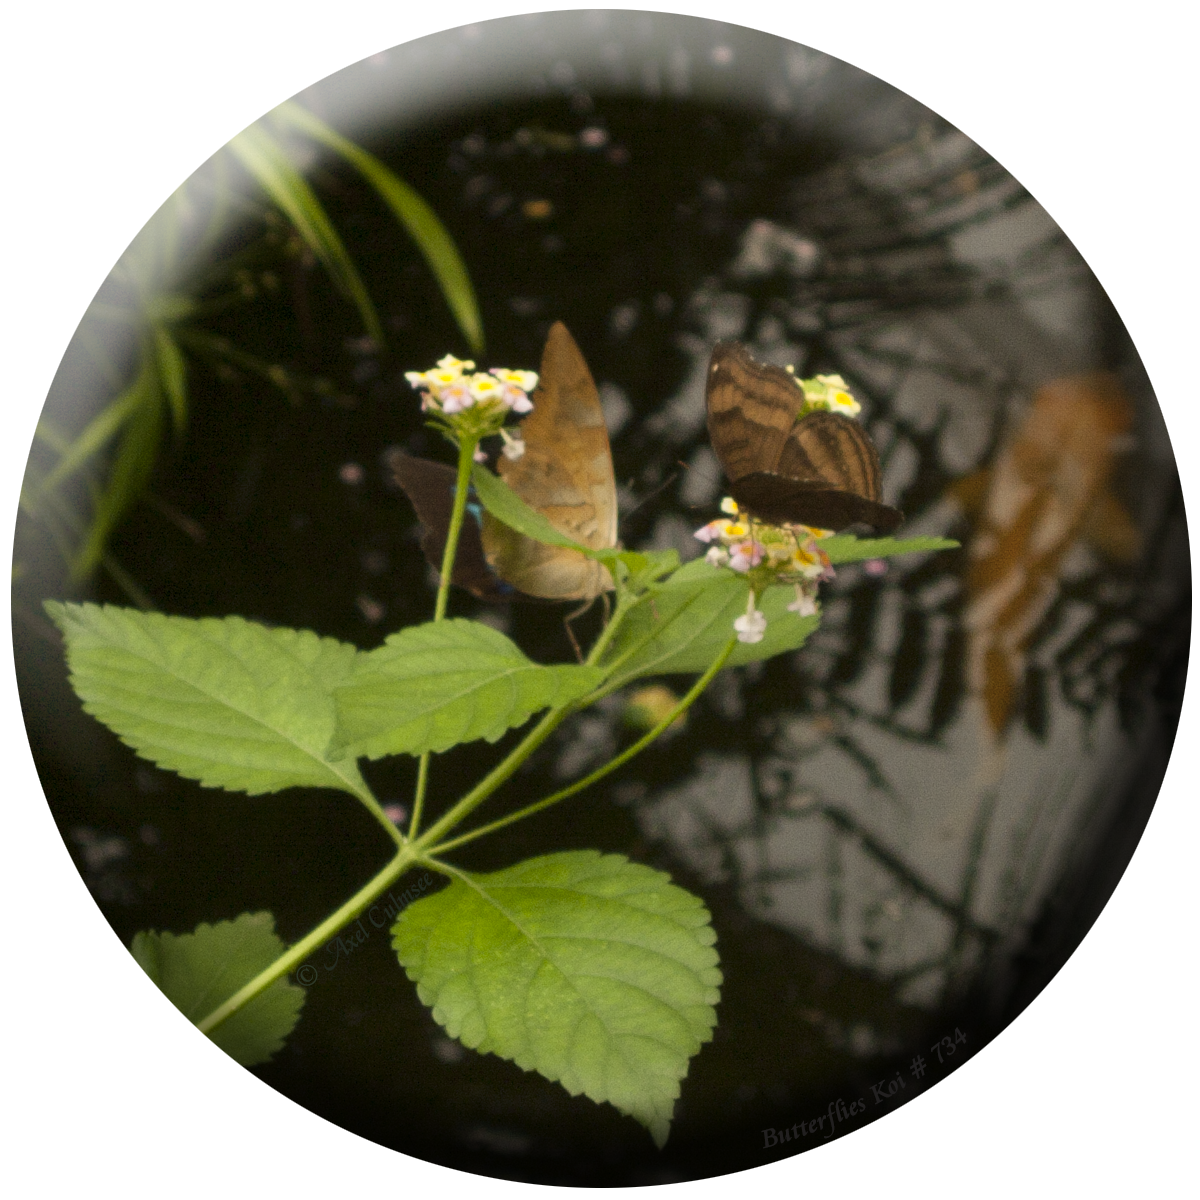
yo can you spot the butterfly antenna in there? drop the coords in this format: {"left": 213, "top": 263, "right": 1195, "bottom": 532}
{"left": 617, "top": 471, "right": 680, "bottom": 537}
{"left": 673, "top": 457, "right": 729, "bottom": 512}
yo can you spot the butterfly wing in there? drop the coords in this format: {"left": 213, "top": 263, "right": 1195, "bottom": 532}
{"left": 706, "top": 340, "right": 902, "bottom": 532}
{"left": 481, "top": 322, "right": 617, "bottom": 600}
{"left": 388, "top": 450, "right": 514, "bottom": 600}
{"left": 706, "top": 341, "right": 797, "bottom": 482}
{"left": 736, "top": 411, "right": 903, "bottom": 531}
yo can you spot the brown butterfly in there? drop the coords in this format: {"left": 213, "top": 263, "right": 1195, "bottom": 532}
{"left": 705, "top": 341, "right": 903, "bottom": 533}
{"left": 392, "top": 321, "right": 618, "bottom": 601}
{"left": 388, "top": 449, "right": 512, "bottom": 600}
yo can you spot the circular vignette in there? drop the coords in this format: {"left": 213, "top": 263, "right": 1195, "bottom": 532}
{"left": 21, "top": 14, "right": 1180, "bottom": 1185}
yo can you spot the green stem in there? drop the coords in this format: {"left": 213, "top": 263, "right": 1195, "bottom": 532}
{"left": 197, "top": 844, "right": 417, "bottom": 1035}
{"left": 343, "top": 774, "right": 408, "bottom": 850}
{"left": 584, "top": 588, "right": 640, "bottom": 666}
{"left": 409, "top": 433, "right": 479, "bottom": 841}
{"left": 409, "top": 462, "right": 630, "bottom": 845}
{"left": 428, "top": 633, "right": 740, "bottom": 856}
{"left": 191, "top": 591, "right": 721, "bottom": 1036}
{"left": 408, "top": 753, "right": 431, "bottom": 841}
{"left": 195, "top": 603, "right": 630, "bottom": 1035}
{"left": 576, "top": 585, "right": 709, "bottom": 705}
{"left": 410, "top": 590, "right": 643, "bottom": 851}
{"left": 412, "top": 705, "right": 572, "bottom": 851}
{"left": 433, "top": 435, "right": 478, "bottom": 623}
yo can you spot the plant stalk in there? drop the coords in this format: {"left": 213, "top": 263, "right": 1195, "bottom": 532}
{"left": 409, "top": 433, "right": 479, "bottom": 840}
{"left": 428, "top": 633, "right": 739, "bottom": 856}
{"left": 197, "top": 844, "right": 417, "bottom": 1035}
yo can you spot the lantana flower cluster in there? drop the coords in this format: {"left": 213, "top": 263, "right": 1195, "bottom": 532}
{"left": 790, "top": 370, "right": 862, "bottom": 418}
{"left": 694, "top": 368, "right": 868, "bottom": 643}
{"left": 695, "top": 498, "right": 834, "bottom": 643}
{"left": 406, "top": 355, "right": 537, "bottom": 459}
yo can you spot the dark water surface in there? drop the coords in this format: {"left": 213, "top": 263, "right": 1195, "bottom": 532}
{"left": 13, "top": 12, "right": 1188, "bottom": 1186}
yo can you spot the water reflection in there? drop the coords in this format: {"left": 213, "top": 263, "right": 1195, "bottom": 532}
{"left": 561, "top": 120, "right": 1185, "bottom": 1026}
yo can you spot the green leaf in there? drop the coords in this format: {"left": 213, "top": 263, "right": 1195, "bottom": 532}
{"left": 819, "top": 533, "right": 960, "bottom": 564}
{"left": 471, "top": 462, "right": 589, "bottom": 551}
{"left": 228, "top": 123, "right": 384, "bottom": 345}
{"left": 602, "top": 564, "right": 819, "bottom": 682}
{"left": 37, "top": 358, "right": 150, "bottom": 496}
{"left": 334, "top": 619, "right": 603, "bottom": 760}
{"left": 659, "top": 556, "right": 726, "bottom": 586}
{"left": 470, "top": 467, "right": 674, "bottom": 593}
{"left": 394, "top": 852, "right": 721, "bottom": 1147}
{"left": 144, "top": 292, "right": 197, "bottom": 326}
{"left": 46, "top": 602, "right": 370, "bottom": 799}
{"left": 598, "top": 547, "right": 680, "bottom": 593}
{"left": 74, "top": 357, "right": 165, "bottom": 578}
{"left": 153, "top": 324, "right": 188, "bottom": 435}
{"left": 131, "top": 911, "right": 304, "bottom": 1066}
{"left": 468, "top": 468, "right": 681, "bottom": 595}
{"left": 274, "top": 102, "right": 484, "bottom": 355}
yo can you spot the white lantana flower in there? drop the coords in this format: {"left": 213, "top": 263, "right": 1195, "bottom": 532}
{"left": 500, "top": 429, "right": 526, "bottom": 460}
{"left": 788, "top": 539, "right": 828, "bottom": 581}
{"left": 694, "top": 516, "right": 749, "bottom": 544}
{"left": 695, "top": 495, "right": 836, "bottom": 640}
{"left": 467, "top": 374, "right": 504, "bottom": 402}
{"left": 489, "top": 369, "right": 537, "bottom": 413}
{"left": 491, "top": 367, "right": 538, "bottom": 391}
{"left": 733, "top": 592, "right": 767, "bottom": 643}
{"left": 438, "top": 383, "right": 474, "bottom": 414}
{"left": 786, "top": 584, "right": 819, "bottom": 617}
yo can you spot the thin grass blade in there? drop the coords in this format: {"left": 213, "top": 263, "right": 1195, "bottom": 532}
{"left": 274, "top": 101, "right": 484, "bottom": 354}
{"left": 228, "top": 123, "right": 384, "bottom": 345}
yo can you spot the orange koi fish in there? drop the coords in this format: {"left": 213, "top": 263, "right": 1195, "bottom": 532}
{"left": 955, "top": 373, "right": 1140, "bottom": 741}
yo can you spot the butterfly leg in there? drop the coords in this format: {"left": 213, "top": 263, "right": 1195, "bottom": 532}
{"left": 563, "top": 597, "right": 596, "bottom": 664}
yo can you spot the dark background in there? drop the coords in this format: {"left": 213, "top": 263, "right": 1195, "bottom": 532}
{"left": 21, "top": 14, "right": 1180, "bottom": 1185}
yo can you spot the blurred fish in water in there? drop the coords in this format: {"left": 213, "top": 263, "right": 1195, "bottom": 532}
{"left": 951, "top": 372, "right": 1140, "bottom": 742}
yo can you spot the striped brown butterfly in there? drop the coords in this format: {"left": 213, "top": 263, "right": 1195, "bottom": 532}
{"left": 705, "top": 341, "right": 903, "bottom": 532}
{"left": 392, "top": 322, "right": 618, "bottom": 601}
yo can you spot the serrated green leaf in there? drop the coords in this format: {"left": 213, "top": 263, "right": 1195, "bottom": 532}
{"left": 602, "top": 563, "right": 819, "bottom": 682}
{"left": 394, "top": 851, "right": 721, "bottom": 1147}
{"left": 131, "top": 911, "right": 304, "bottom": 1066}
{"left": 334, "top": 618, "right": 603, "bottom": 760}
{"left": 819, "top": 533, "right": 960, "bottom": 563}
{"left": 46, "top": 602, "right": 370, "bottom": 798}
